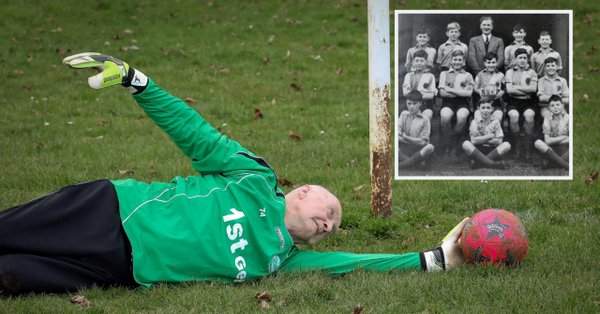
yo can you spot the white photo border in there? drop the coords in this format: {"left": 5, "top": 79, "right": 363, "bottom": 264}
{"left": 394, "top": 10, "right": 573, "bottom": 181}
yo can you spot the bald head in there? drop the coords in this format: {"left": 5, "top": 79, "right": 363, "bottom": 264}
{"left": 284, "top": 185, "right": 342, "bottom": 244}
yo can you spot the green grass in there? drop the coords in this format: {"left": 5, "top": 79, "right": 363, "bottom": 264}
{"left": 1, "top": 0, "right": 600, "bottom": 312}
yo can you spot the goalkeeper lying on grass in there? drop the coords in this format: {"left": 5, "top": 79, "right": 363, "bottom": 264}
{"left": 0, "top": 53, "right": 468, "bottom": 295}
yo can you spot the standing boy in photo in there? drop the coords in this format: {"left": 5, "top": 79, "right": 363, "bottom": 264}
{"left": 438, "top": 50, "right": 474, "bottom": 156}
{"left": 462, "top": 99, "right": 510, "bottom": 169}
{"left": 436, "top": 22, "right": 468, "bottom": 72}
{"left": 398, "top": 90, "right": 435, "bottom": 169}
{"left": 467, "top": 16, "right": 505, "bottom": 75}
{"left": 405, "top": 28, "right": 437, "bottom": 73}
{"left": 534, "top": 95, "right": 569, "bottom": 169}
{"left": 504, "top": 24, "right": 534, "bottom": 70}
{"left": 537, "top": 57, "right": 569, "bottom": 119}
{"left": 403, "top": 49, "right": 437, "bottom": 121}
{"left": 474, "top": 52, "right": 505, "bottom": 122}
{"left": 532, "top": 31, "right": 563, "bottom": 77}
{"left": 505, "top": 48, "right": 538, "bottom": 160}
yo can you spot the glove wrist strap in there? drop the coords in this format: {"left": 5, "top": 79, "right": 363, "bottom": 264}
{"left": 420, "top": 247, "right": 446, "bottom": 272}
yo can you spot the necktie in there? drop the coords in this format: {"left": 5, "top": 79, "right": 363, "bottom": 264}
{"left": 484, "top": 36, "right": 489, "bottom": 51}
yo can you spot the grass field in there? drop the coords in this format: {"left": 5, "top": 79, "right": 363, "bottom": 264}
{"left": 1, "top": 0, "right": 600, "bottom": 312}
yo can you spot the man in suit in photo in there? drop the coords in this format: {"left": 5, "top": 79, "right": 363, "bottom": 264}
{"left": 467, "top": 16, "right": 505, "bottom": 75}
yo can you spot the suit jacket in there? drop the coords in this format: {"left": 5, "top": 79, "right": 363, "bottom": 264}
{"left": 467, "top": 35, "right": 505, "bottom": 74}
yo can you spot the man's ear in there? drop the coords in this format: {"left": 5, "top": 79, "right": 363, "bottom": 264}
{"left": 298, "top": 185, "right": 311, "bottom": 200}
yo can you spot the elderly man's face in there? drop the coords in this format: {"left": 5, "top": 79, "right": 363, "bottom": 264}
{"left": 284, "top": 185, "right": 342, "bottom": 244}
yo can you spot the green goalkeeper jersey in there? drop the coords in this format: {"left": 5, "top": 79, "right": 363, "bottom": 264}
{"left": 111, "top": 80, "right": 422, "bottom": 287}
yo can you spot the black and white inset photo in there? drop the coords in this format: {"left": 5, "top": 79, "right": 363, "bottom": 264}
{"left": 394, "top": 10, "right": 572, "bottom": 180}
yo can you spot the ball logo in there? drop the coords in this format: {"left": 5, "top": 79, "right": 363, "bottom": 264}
{"left": 485, "top": 217, "right": 510, "bottom": 239}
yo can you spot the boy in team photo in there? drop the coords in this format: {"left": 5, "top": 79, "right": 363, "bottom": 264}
{"left": 473, "top": 52, "right": 505, "bottom": 122}
{"left": 537, "top": 57, "right": 569, "bottom": 119}
{"left": 436, "top": 22, "right": 468, "bottom": 72}
{"left": 438, "top": 50, "right": 474, "bottom": 157}
{"left": 505, "top": 48, "right": 538, "bottom": 161}
{"left": 397, "top": 91, "right": 435, "bottom": 169}
{"left": 402, "top": 50, "right": 437, "bottom": 121}
{"left": 462, "top": 99, "right": 511, "bottom": 169}
{"left": 534, "top": 95, "right": 569, "bottom": 169}
{"left": 405, "top": 28, "right": 437, "bottom": 73}
{"left": 504, "top": 24, "right": 534, "bottom": 70}
{"left": 532, "top": 31, "right": 564, "bottom": 77}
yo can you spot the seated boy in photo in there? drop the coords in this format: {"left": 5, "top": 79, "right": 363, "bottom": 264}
{"left": 532, "top": 31, "right": 563, "bottom": 77}
{"left": 537, "top": 57, "right": 569, "bottom": 119}
{"left": 534, "top": 95, "right": 569, "bottom": 169}
{"left": 505, "top": 48, "right": 538, "bottom": 160}
{"left": 405, "top": 28, "right": 436, "bottom": 73}
{"left": 504, "top": 24, "right": 534, "bottom": 70}
{"left": 438, "top": 50, "right": 474, "bottom": 156}
{"left": 398, "top": 90, "right": 434, "bottom": 169}
{"left": 462, "top": 99, "right": 510, "bottom": 169}
{"left": 474, "top": 52, "right": 505, "bottom": 122}
{"left": 402, "top": 49, "right": 437, "bottom": 120}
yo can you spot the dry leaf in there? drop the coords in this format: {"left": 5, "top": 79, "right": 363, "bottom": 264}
{"left": 585, "top": 171, "right": 599, "bottom": 185}
{"left": 584, "top": 14, "right": 593, "bottom": 25}
{"left": 184, "top": 97, "right": 197, "bottom": 105}
{"left": 353, "top": 304, "right": 364, "bottom": 314}
{"left": 255, "top": 291, "right": 272, "bottom": 310}
{"left": 123, "top": 28, "right": 134, "bottom": 35}
{"left": 70, "top": 295, "right": 91, "bottom": 308}
{"left": 290, "top": 83, "right": 302, "bottom": 92}
{"left": 118, "top": 169, "right": 134, "bottom": 175}
{"left": 278, "top": 177, "right": 294, "bottom": 187}
{"left": 13, "top": 69, "right": 24, "bottom": 76}
{"left": 262, "top": 56, "right": 270, "bottom": 65}
{"left": 288, "top": 131, "right": 302, "bottom": 141}
{"left": 353, "top": 184, "right": 365, "bottom": 192}
{"left": 336, "top": 68, "right": 344, "bottom": 76}
{"left": 254, "top": 108, "right": 264, "bottom": 119}
{"left": 585, "top": 45, "right": 597, "bottom": 56}
{"left": 268, "top": 34, "right": 275, "bottom": 43}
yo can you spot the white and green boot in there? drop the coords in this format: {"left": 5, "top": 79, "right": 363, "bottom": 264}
{"left": 62, "top": 52, "right": 147, "bottom": 93}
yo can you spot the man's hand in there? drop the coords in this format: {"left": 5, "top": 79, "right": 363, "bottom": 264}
{"left": 63, "top": 52, "right": 131, "bottom": 89}
{"left": 421, "top": 217, "right": 470, "bottom": 272}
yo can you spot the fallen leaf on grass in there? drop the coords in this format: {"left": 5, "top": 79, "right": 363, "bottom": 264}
{"left": 585, "top": 171, "right": 599, "bottom": 185}
{"left": 584, "top": 14, "right": 593, "bottom": 25}
{"left": 255, "top": 291, "right": 272, "bottom": 310}
{"left": 70, "top": 295, "right": 91, "bottom": 308}
{"left": 353, "top": 304, "right": 364, "bottom": 314}
{"left": 118, "top": 169, "right": 135, "bottom": 176}
{"left": 288, "top": 131, "right": 302, "bottom": 141}
{"left": 262, "top": 56, "right": 270, "bottom": 65}
{"left": 277, "top": 177, "right": 294, "bottom": 187}
{"left": 585, "top": 45, "right": 597, "bottom": 56}
{"left": 353, "top": 184, "right": 365, "bottom": 192}
{"left": 184, "top": 97, "right": 197, "bottom": 105}
{"left": 336, "top": 68, "right": 344, "bottom": 76}
{"left": 290, "top": 83, "right": 302, "bottom": 92}
{"left": 254, "top": 108, "right": 264, "bottom": 119}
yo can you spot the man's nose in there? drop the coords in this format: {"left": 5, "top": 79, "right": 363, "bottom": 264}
{"left": 322, "top": 221, "right": 332, "bottom": 233}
